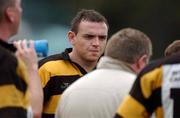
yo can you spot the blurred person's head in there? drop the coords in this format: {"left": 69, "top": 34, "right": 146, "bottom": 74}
{"left": 0, "top": 0, "right": 22, "bottom": 41}
{"left": 105, "top": 28, "right": 152, "bottom": 73}
{"left": 164, "top": 40, "right": 180, "bottom": 56}
{"left": 68, "top": 9, "right": 108, "bottom": 66}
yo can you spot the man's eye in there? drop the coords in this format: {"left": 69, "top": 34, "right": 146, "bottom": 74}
{"left": 99, "top": 36, "right": 107, "bottom": 41}
{"left": 85, "top": 35, "right": 94, "bottom": 39}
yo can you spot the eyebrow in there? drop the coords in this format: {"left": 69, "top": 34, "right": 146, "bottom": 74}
{"left": 83, "top": 33, "right": 107, "bottom": 37}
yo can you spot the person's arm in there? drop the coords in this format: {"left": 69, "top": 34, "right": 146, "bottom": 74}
{"left": 14, "top": 40, "right": 43, "bottom": 118}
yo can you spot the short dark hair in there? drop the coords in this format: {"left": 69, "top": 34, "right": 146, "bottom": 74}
{"left": 105, "top": 28, "right": 152, "bottom": 64}
{"left": 70, "top": 9, "right": 109, "bottom": 34}
{"left": 0, "top": 0, "right": 14, "bottom": 22}
{"left": 164, "top": 40, "right": 180, "bottom": 56}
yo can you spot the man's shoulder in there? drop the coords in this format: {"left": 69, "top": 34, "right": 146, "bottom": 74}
{"left": 38, "top": 53, "right": 65, "bottom": 67}
{"left": 140, "top": 54, "right": 180, "bottom": 76}
{"left": 0, "top": 45, "right": 17, "bottom": 67}
{"left": 38, "top": 48, "right": 72, "bottom": 68}
{"left": 92, "top": 69, "right": 136, "bottom": 79}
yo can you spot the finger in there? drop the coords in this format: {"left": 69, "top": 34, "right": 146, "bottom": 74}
{"left": 15, "top": 40, "right": 23, "bottom": 52}
{"left": 13, "top": 40, "right": 23, "bottom": 57}
{"left": 13, "top": 41, "right": 18, "bottom": 49}
{"left": 13, "top": 41, "right": 19, "bottom": 56}
{"left": 22, "top": 39, "right": 28, "bottom": 49}
{"left": 29, "top": 40, "right": 35, "bottom": 49}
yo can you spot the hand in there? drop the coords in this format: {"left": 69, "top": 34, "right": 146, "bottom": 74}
{"left": 13, "top": 39, "right": 38, "bottom": 71}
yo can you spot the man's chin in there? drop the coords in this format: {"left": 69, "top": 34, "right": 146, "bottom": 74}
{"left": 86, "top": 56, "right": 99, "bottom": 62}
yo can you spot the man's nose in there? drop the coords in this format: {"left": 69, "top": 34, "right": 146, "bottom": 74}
{"left": 92, "top": 37, "right": 100, "bottom": 46}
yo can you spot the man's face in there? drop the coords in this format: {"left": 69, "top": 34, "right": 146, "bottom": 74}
{"left": 72, "top": 21, "right": 108, "bottom": 62}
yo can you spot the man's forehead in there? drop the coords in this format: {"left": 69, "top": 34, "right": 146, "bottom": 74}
{"left": 78, "top": 21, "right": 107, "bottom": 31}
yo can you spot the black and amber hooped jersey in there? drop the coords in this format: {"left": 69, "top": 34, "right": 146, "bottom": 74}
{"left": 38, "top": 48, "right": 87, "bottom": 118}
{"left": 115, "top": 54, "right": 180, "bottom": 118}
{"left": 0, "top": 40, "right": 31, "bottom": 118}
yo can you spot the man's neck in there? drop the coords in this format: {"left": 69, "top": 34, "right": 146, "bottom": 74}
{"left": 69, "top": 52, "right": 97, "bottom": 72}
{"left": 0, "top": 23, "right": 12, "bottom": 41}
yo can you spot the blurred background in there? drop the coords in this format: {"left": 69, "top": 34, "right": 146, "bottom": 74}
{"left": 12, "top": 0, "right": 180, "bottom": 60}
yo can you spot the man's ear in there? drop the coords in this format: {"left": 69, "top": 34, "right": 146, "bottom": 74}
{"left": 137, "top": 54, "right": 148, "bottom": 69}
{"left": 67, "top": 31, "right": 76, "bottom": 45}
{"left": 5, "top": 7, "right": 15, "bottom": 22}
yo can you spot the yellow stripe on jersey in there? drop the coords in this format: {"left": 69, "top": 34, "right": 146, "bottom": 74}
{"left": 141, "top": 67, "right": 162, "bottom": 98}
{"left": 39, "top": 60, "right": 83, "bottom": 88}
{"left": 118, "top": 95, "right": 149, "bottom": 118}
{"left": 16, "top": 58, "right": 29, "bottom": 85}
{"left": 0, "top": 85, "right": 29, "bottom": 109}
{"left": 16, "top": 59, "right": 30, "bottom": 108}
{"left": 155, "top": 107, "right": 164, "bottom": 118}
{"left": 43, "top": 95, "right": 61, "bottom": 114}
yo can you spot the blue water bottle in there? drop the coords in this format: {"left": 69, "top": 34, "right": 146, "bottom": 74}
{"left": 34, "top": 40, "right": 48, "bottom": 57}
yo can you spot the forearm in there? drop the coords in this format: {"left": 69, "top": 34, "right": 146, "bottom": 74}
{"left": 28, "top": 67, "right": 43, "bottom": 118}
